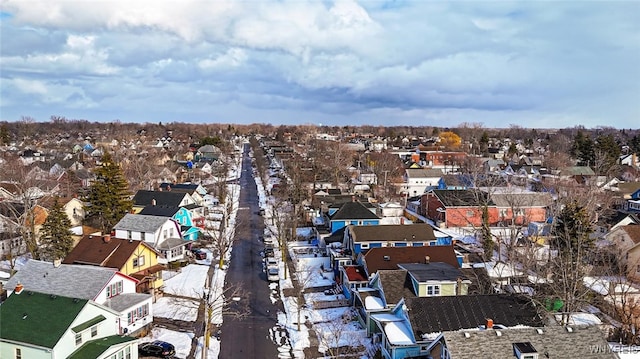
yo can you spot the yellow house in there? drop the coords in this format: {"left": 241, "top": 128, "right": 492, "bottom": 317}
{"left": 62, "top": 233, "right": 165, "bottom": 297}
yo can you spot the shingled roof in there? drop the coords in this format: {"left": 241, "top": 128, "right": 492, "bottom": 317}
{"left": 377, "top": 269, "right": 416, "bottom": 306}
{"left": 330, "top": 201, "right": 380, "bottom": 220}
{"left": 350, "top": 223, "right": 437, "bottom": 244}
{"left": 114, "top": 213, "right": 173, "bottom": 233}
{"left": 404, "top": 294, "right": 544, "bottom": 336}
{"left": 431, "top": 189, "right": 492, "bottom": 207}
{"left": 0, "top": 291, "right": 89, "bottom": 349}
{"left": 363, "top": 245, "right": 458, "bottom": 275}
{"left": 399, "top": 262, "right": 466, "bottom": 282}
{"left": 443, "top": 325, "right": 614, "bottom": 359}
{"left": 5, "top": 259, "right": 123, "bottom": 300}
{"left": 132, "top": 190, "right": 189, "bottom": 207}
{"left": 63, "top": 234, "right": 158, "bottom": 268}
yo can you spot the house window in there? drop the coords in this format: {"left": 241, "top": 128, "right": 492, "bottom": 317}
{"left": 91, "top": 325, "right": 98, "bottom": 337}
{"left": 427, "top": 285, "right": 441, "bottom": 296}
{"left": 499, "top": 209, "right": 507, "bottom": 218}
{"left": 15, "top": 348, "right": 22, "bottom": 359}
{"left": 140, "top": 232, "right": 145, "bottom": 240}
{"left": 125, "top": 347, "right": 131, "bottom": 359}
{"left": 360, "top": 243, "right": 369, "bottom": 249}
{"left": 75, "top": 332, "right": 82, "bottom": 345}
{"left": 163, "top": 229, "right": 168, "bottom": 238}
{"left": 466, "top": 210, "right": 474, "bottom": 217}
{"left": 133, "top": 255, "right": 145, "bottom": 267}
{"left": 127, "top": 230, "right": 132, "bottom": 239}
{"left": 107, "top": 281, "right": 123, "bottom": 298}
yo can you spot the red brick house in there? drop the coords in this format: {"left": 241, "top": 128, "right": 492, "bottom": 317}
{"left": 422, "top": 189, "right": 497, "bottom": 228}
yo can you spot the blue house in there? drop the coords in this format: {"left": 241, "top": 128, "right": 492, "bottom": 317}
{"left": 343, "top": 223, "right": 437, "bottom": 258}
{"left": 371, "top": 295, "right": 544, "bottom": 359}
{"left": 139, "top": 205, "right": 201, "bottom": 241}
{"left": 328, "top": 201, "right": 380, "bottom": 233}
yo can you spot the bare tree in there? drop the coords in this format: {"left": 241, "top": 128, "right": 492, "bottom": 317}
{"left": 205, "top": 183, "right": 240, "bottom": 269}
{"left": 315, "top": 309, "right": 367, "bottom": 358}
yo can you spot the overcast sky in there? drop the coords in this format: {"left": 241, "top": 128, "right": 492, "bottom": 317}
{"left": 1, "top": 0, "right": 638, "bottom": 129}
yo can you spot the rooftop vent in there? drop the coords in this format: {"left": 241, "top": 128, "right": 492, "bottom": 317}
{"left": 513, "top": 342, "right": 538, "bottom": 359}
{"left": 464, "top": 332, "right": 470, "bottom": 338}
{"left": 566, "top": 326, "right": 573, "bottom": 333}
{"left": 536, "top": 328, "right": 544, "bottom": 334}
{"left": 383, "top": 256, "right": 391, "bottom": 261}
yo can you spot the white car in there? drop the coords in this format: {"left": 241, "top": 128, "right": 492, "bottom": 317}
{"left": 267, "top": 267, "right": 279, "bottom": 282}
{"left": 265, "top": 257, "right": 278, "bottom": 269}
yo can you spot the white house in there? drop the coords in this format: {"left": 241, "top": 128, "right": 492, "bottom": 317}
{"left": 113, "top": 213, "right": 186, "bottom": 262}
{"left": 401, "top": 168, "right": 444, "bottom": 197}
{"left": 0, "top": 289, "right": 139, "bottom": 359}
{"left": 5, "top": 259, "right": 153, "bottom": 336}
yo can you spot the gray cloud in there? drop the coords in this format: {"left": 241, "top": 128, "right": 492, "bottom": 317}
{"left": 1, "top": 0, "right": 638, "bottom": 128}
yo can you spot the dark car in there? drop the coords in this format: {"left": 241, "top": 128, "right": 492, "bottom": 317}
{"left": 138, "top": 340, "right": 175, "bottom": 358}
{"left": 191, "top": 248, "right": 207, "bottom": 260}
{"left": 263, "top": 247, "right": 275, "bottom": 257}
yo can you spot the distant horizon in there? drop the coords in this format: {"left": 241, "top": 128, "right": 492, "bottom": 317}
{"left": 1, "top": 1, "right": 639, "bottom": 129}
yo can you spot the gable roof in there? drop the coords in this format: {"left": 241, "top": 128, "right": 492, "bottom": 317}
{"left": 330, "top": 201, "right": 380, "bottom": 220}
{"left": 404, "top": 294, "right": 543, "bottom": 335}
{"left": 405, "top": 168, "right": 444, "bottom": 179}
{"left": 350, "top": 223, "right": 438, "bottom": 244}
{"left": 114, "top": 213, "right": 173, "bottom": 232}
{"left": 490, "top": 192, "right": 552, "bottom": 208}
{"left": 399, "top": 262, "right": 465, "bottom": 282}
{"left": 443, "top": 325, "right": 614, "bottom": 359}
{"left": 5, "top": 259, "right": 125, "bottom": 300}
{"left": 63, "top": 234, "right": 157, "bottom": 268}
{"left": 0, "top": 291, "right": 89, "bottom": 348}
{"left": 431, "top": 189, "right": 492, "bottom": 207}
{"left": 132, "top": 190, "right": 189, "bottom": 207}
{"left": 139, "top": 205, "right": 181, "bottom": 217}
{"left": 68, "top": 335, "right": 138, "bottom": 359}
{"left": 621, "top": 225, "right": 640, "bottom": 245}
{"left": 363, "top": 245, "right": 459, "bottom": 274}
{"left": 377, "top": 269, "right": 416, "bottom": 305}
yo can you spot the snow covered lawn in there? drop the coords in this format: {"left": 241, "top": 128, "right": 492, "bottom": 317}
{"left": 163, "top": 264, "right": 209, "bottom": 299}
{"left": 153, "top": 297, "right": 198, "bottom": 321}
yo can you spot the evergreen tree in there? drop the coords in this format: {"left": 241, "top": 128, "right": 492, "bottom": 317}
{"left": 551, "top": 200, "right": 594, "bottom": 256}
{"left": 40, "top": 197, "right": 74, "bottom": 261}
{"left": 571, "top": 131, "right": 595, "bottom": 166}
{"left": 594, "top": 134, "right": 620, "bottom": 173}
{"left": 83, "top": 152, "right": 133, "bottom": 233}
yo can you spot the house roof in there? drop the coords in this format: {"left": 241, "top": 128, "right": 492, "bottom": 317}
{"left": 114, "top": 213, "right": 173, "bottom": 232}
{"left": 139, "top": 205, "right": 180, "bottom": 217}
{"left": 159, "top": 182, "right": 200, "bottom": 191}
{"left": 63, "top": 234, "right": 157, "bottom": 269}
{"left": 0, "top": 291, "right": 89, "bottom": 348}
{"left": 560, "top": 166, "right": 596, "bottom": 176}
{"left": 104, "top": 292, "right": 152, "bottom": 312}
{"left": 132, "top": 190, "right": 188, "bottom": 207}
{"left": 363, "top": 245, "right": 459, "bottom": 274}
{"left": 68, "top": 335, "right": 138, "bottom": 359}
{"left": 398, "top": 262, "right": 466, "bottom": 282}
{"left": 431, "top": 189, "right": 492, "bottom": 207}
{"left": 404, "top": 294, "right": 543, "bottom": 335}
{"left": 5, "top": 259, "right": 123, "bottom": 300}
{"left": 490, "top": 192, "right": 552, "bottom": 208}
{"left": 344, "top": 265, "right": 368, "bottom": 281}
{"left": 330, "top": 201, "right": 380, "bottom": 220}
{"left": 618, "top": 182, "right": 640, "bottom": 196}
{"left": 621, "top": 225, "right": 640, "bottom": 244}
{"left": 350, "top": 223, "right": 437, "bottom": 244}
{"left": 443, "top": 325, "right": 614, "bottom": 359}
{"left": 377, "top": 269, "right": 416, "bottom": 305}
{"left": 405, "top": 168, "right": 444, "bottom": 179}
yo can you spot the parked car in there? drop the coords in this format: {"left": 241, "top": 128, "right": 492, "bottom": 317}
{"left": 267, "top": 267, "right": 280, "bottom": 282}
{"left": 139, "top": 340, "right": 176, "bottom": 358}
{"left": 264, "top": 247, "right": 275, "bottom": 257}
{"left": 191, "top": 248, "right": 207, "bottom": 260}
{"left": 265, "top": 257, "right": 278, "bottom": 269}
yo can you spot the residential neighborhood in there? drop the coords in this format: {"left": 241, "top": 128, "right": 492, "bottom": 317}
{"left": 1, "top": 122, "right": 640, "bottom": 358}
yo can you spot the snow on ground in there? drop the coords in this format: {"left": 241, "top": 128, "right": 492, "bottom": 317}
{"left": 153, "top": 297, "right": 198, "bottom": 321}
{"left": 194, "top": 336, "right": 221, "bottom": 359}
{"left": 146, "top": 327, "right": 194, "bottom": 359}
{"left": 162, "top": 264, "right": 210, "bottom": 299}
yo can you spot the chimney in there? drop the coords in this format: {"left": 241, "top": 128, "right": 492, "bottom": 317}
{"left": 103, "top": 234, "right": 111, "bottom": 243}
{"left": 456, "top": 277, "right": 462, "bottom": 295}
{"left": 53, "top": 258, "right": 62, "bottom": 268}
{"left": 486, "top": 318, "right": 494, "bottom": 329}
{"left": 152, "top": 198, "right": 157, "bottom": 206}
{"left": 351, "top": 195, "right": 355, "bottom": 202}
{"left": 15, "top": 283, "right": 24, "bottom": 295}
{"left": 425, "top": 256, "right": 430, "bottom": 264}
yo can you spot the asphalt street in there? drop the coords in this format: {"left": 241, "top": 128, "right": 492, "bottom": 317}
{"left": 218, "top": 144, "right": 288, "bottom": 358}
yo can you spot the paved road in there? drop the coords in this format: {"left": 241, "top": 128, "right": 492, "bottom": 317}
{"left": 219, "top": 144, "right": 288, "bottom": 358}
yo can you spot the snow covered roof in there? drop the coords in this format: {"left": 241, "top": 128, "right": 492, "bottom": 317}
{"left": 383, "top": 321, "right": 414, "bottom": 345}
{"left": 365, "top": 296, "right": 385, "bottom": 310}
